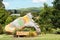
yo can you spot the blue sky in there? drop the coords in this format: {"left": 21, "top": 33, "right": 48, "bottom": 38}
{"left": 3, "top": 0, "right": 53, "bottom": 9}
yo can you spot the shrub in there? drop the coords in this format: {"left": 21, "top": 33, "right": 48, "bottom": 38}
{"left": 50, "top": 28, "right": 56, "bottom": 34}
{"left": 51, "top": 28, "right": 60, "bottom": 34}
{"left": 55, "top": 28, "right": 60, "bottom": 34}
{"left": 29, "top": 30, "right": 37, "bottom": 37}
{"left": 5, "top": 16, "right": 18, "bottom": 25}
{"left": 5, "top": 16, "right": 13, "bottom": 25}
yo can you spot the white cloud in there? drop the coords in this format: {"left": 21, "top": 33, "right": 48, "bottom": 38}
{"left": 2, "top": 2, "right": 9, "bottom": 7}
{"left": 32, "top": 0, "right": 47, "bottom": 3}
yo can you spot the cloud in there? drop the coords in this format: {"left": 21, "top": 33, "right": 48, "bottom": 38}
{"left": 32, "top": 0, "right": 47, "bottom": 3}
{"left": 2, "top": 2, "right": 9, "bottom": 7}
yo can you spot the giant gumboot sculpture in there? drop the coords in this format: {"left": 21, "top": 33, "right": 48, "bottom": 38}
{"left": 5, "top": 13, "right": 41, "bottom": 34}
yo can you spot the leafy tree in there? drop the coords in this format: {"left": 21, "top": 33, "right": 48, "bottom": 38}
{"left": 52, "top": 0, "right": 60, "bottom": 28}
{"left": 38, "top": 3, "right": 53, "bottom": 33}
{"left": 51, "top": 9, "right": 60, "bottom": 28}
{"left": 53, "top": 0, "right": 60, "bottom": 10}
{"left": 0, "top": 0, "right": 10, "bottom": 26}
{"left": 0, "top": 0, "right": 5, "bottom": 8}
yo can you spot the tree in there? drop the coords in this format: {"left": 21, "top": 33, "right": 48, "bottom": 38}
{"left": 51, "top": 9, "right": 60, "bottom": 28}
{"left": 38, "top": 3, "right": 53, "bottom": 33}
{"left": 52, "top": 0, "right": 60, "bottom": 28}
{"left": 53, "top": 0, "right": 60, "bottom": 10}
{"left": 0, "top": 0, "right": 10, "bottom": 26}
{"left": 0, "top": 0, "right": 5, "bottom": 8}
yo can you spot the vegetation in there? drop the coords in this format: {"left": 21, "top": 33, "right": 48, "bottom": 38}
{"left": 0, "top": 34, "right": 60, "bottom": 40}
{"left": 0, "top": 0, "right": 60, "bottom": 34}
{"left": 0, "top": 24, "right": 3, "bottom": 34}
{"left": 53, "top": 0, "right": 60, "bottom": 10}
{"left": 0, "top": 0, "right": 10, "bottom": 26}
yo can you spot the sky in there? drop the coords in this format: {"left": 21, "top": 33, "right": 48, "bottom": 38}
{"left": 3, "top": 0, "right": 53, "bottom": 9}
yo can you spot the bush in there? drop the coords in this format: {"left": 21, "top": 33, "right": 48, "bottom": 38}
{"left": 51, "top": 28, "right": 60, "bottom": 34}
{"left": 29, "top": 31, "right": 37, "bottom": 37}
{"left": 50, "top": 28, "right": 56, "bottom": 34}
{"left": 5, "top": 16, "right": 18, "bottom": 25}
{"left": 55, "top": 28, "right": 60, "bottom": 34}
{"left": 5, "top": 16, "right": 13, "bottom": 25}
{"left": 23, "top": 27, "right": 35, "bottom": 31}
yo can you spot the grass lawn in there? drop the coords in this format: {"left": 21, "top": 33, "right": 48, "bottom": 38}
{"left": 0, "top": 34, "right": 60, "bottom": 40}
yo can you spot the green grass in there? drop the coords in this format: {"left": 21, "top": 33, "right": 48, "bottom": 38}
{"left": 0, "top": 34, "right": 60, "bottom": 40}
